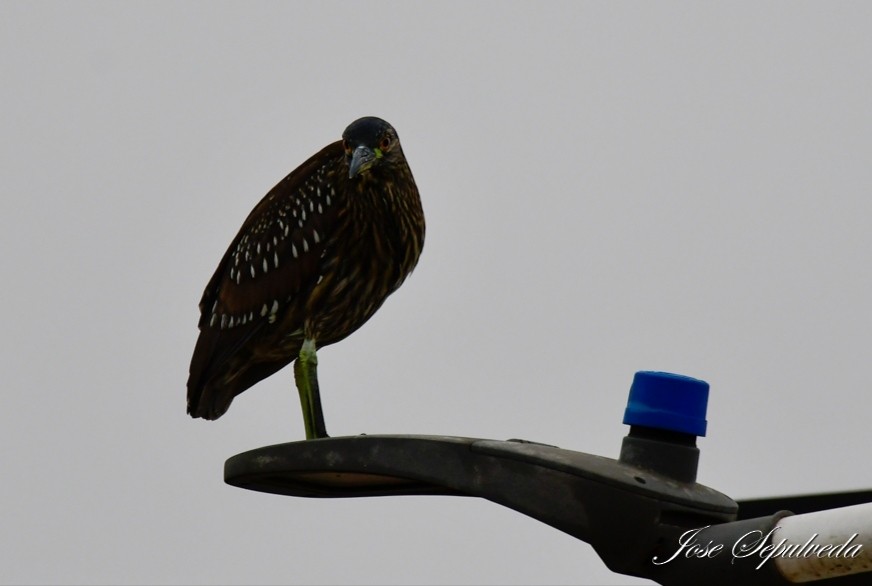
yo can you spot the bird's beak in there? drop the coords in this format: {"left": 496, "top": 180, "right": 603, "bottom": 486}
{"left": 348, "top": 145, "right": 376, "bottom": 179}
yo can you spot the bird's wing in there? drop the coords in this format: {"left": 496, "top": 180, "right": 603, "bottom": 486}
{"left": 187, "top": 141, "right": 345, "bottom": 417}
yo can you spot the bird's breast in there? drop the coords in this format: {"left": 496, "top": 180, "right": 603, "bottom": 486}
{"left": 301, "top": 183, "right": 423, "bottom": 345}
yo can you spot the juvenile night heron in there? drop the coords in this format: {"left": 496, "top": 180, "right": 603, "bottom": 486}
{"left": 187, "top": 117, "right": 425, "bottom": 439}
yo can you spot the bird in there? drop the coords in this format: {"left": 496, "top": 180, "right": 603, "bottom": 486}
{"left": 187, "top": 117, "right": 425, "bottom": 439}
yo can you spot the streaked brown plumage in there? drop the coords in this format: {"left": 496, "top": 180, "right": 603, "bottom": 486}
{"left": 187, "top": 117, "right": 424, "bottom": 438}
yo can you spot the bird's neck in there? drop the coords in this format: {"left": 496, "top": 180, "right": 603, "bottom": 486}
{"left": 347, "top": 166, "right": 424, "bottom": 277}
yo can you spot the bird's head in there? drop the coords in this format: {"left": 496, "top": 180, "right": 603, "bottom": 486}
{"left": 342, "top": 117, "right": 403, "bottom": 179}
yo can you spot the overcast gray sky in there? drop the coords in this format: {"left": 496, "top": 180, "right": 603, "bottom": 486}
{"left": 3, "top": 2, "right": 871, "bottom": 584}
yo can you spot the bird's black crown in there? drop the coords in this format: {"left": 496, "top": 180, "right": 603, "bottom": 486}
{"left": 342, "top": 116, "right": 396, "bottom": 147}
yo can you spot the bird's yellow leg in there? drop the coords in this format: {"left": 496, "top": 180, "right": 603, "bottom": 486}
{"left": 294, "top": 338, "right": 329, "bottom": 440}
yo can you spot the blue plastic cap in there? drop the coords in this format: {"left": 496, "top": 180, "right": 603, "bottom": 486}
{"left": 622, "top": 371, "right": 709, "bottom": 436}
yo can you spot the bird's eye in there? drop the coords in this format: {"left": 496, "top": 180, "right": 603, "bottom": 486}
{"left": 342, "top": 139, "right": 351, "bottom": 153}
{"left": 380, "top": 136, "right": 391, "bottom": 150}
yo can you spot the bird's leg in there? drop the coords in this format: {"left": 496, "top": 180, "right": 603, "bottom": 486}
{"left": 294, "top": 338, "right": 329, "bottom": 439}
